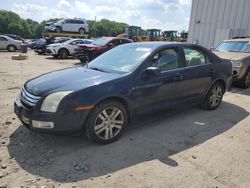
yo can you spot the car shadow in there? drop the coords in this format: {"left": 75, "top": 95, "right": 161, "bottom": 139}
{"left": 45, "top": 56, "right": 76, "bottom": 60}
{"left": 8, "top": 101, "right": 249, "bottom": 182}
{"left": 229, "top": 86, "right": 250, "bottom": 96}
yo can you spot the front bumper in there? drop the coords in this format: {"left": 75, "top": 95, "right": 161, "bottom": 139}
{"left": 14, "top": 94, "right": 90, "bottom": 135}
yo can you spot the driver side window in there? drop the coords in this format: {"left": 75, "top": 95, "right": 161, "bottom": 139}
{"left": 151, "top": 48, "right": 179, "bottom": 72}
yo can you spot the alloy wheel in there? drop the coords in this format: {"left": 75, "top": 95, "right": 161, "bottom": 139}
{"left": 209, "top": 86, "right": 222, "bottom": 107}
{"left": 94, "top": 107, "right": 124, "bottom": 140}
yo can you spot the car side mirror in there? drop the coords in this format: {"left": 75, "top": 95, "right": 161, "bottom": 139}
{"left": 144, "top": 67, "right": 161, "bottom": 76}
{"left": 210, "top": 47, "right": 214, "bottom": 51}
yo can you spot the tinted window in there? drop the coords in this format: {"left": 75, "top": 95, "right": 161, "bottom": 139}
{"left": 0, "top": 37, "right": 7, "bottom": 41}
{"left": 64, "top": 19, "right": 71, "bottom": 23}
{"left": 184, "top": 47, "right": 211, "bottom": 67}
{"left": 151, "top": 48, "right": 179, "bottom": 71}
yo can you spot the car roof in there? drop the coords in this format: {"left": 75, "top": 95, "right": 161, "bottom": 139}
{"left": 223, "top": 38, "right": 250, "bottom": 42}
{"left": 0, "top": 35, "right": 12, "bottom": 39}
{"left": 121, "top": 41, "right": 198, "bottom": 49}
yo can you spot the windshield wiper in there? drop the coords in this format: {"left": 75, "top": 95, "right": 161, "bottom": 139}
{"left": 88, "top": 67, "right": 107, "bottom": 73}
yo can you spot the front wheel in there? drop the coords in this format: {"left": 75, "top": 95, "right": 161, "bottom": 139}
{"left": 237, "top": 70, "right": 250, "bottom": 89}
{"left": 202, "top": 82, "right": 224, "bottom": 110}
{"left": 85, "top": 100, "right": 128, "bottom": 144}
{"left": 56, "top": 27, "right": 62, "bottom": 33}
{"left": 58, "top": 49, "right": 69, "bottom": 59}
{"left": 7, "top": 45, "right": 16, "bottom": 52}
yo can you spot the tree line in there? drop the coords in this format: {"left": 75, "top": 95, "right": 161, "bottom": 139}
{"left": 0, "top": 10, "right": 128, "bottom": 39}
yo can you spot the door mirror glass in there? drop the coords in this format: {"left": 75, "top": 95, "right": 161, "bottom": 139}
{"left": 145, "top": 67, "right": 161, "bottom": 76}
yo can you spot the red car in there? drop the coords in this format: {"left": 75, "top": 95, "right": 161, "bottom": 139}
{"left": 74, "top": 37, "right": 133, "bottom": 63}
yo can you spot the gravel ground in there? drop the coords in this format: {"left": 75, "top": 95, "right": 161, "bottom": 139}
{"left": 0, "top": 50, "right": 250, "bottom": 188}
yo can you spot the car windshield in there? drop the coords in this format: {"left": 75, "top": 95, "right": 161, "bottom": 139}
{"left": 93, "top": 38, "right": 110, "bottom": 46}
{"left": 88, "top": 44, "right": 152, "bottom": 74}
{"left": 215, "top": 41, "right": 250, "bottom": 53}
{"left": 64, "top": 39, "right": 77, "bottom": 44}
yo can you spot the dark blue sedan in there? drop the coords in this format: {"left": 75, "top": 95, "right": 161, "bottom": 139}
{"left": 14, "top": 42, "right": 232, "bottom": 144}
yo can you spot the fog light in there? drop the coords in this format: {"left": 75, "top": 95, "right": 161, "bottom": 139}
{"left": 32, "top": 120, "right": 54, "bottom": 129}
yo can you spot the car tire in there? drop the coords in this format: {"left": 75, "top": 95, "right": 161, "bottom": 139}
{"left": 56, "top": 26, "right": 62, "bottom": 33}
{"left": 237, "top": 69, "right": 250, "bottom": 89}
{"left": 79, "top": 55, "right": 89, "bottom": 64}
{"left": 85, "top": 100, "right": 128, "bottom": 144}
{"left": 79, "top": 28, "right": 85, "bottom": 35}
{"left": 58, "top": 49, "right": 69, "bottom": 59}
{"left": 202, "top": 82, "right": 224, "bottom": 111}
{"left": 7, "top": 45, "right": 16, "bottom": 52}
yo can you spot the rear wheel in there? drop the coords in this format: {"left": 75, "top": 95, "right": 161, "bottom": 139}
{"left": 79, "top": 28, "right": 85, "bottom": 35}
{"left": 237, "top": 69, "right": 250, "bottom": 89}
{"left": 7, "top": 45, "right": 16, "bottom": 52}
{"left": 58, "top": 49, "right": 69, "bottom": 59}
{"left": 85, "top": 100, "right": 128, "bottom": 144}
{"left": 202, "top": 82, "right": 224, "bottom": 110}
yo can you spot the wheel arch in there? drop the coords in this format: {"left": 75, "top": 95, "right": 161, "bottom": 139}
{"left": 7, "top": 44, "right": 16, "bottom": 50}
{"left": 205, "top": 78, "right": 226, "bottom": 96}
{"left": 94, "top": 96, "right": 131, "bottom": 121}
{"left": 58, "top": 47, "right": 70, "bottom": 55}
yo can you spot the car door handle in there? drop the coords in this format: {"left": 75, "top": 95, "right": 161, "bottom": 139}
{"left": 174, "top": 74, "right": 184, "bottom": 81}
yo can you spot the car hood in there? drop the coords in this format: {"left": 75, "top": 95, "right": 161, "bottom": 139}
{"left": 213, "top": 51, "right": 250, "bottom": 61}
{"left": 48, "top": 43, "right": 63, "bottom": 47}
{"left": 25, "top": 67, "right": 123, "bottom": 96}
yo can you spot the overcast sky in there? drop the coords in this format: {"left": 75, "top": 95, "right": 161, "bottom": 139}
{"left": 1, "top": 0, "right": 192, "bottom": 31}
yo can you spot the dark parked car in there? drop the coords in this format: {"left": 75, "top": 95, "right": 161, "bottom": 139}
{"left": 74, "top": 37, "right": 133, "bottom": 63}
{"left": 14, "top": 42, "right": 232, "bottom": 144}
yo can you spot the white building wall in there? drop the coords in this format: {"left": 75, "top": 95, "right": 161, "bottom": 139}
{"left": 188, "top": 0, "right": 250, "bottom": 49}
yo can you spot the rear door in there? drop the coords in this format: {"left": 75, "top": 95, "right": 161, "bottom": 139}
{"left": 62, "top": 19, "right": 73, "bottom": 32}
{"left": 182, "top": 46, "right": 214, "bottom": 100}
{"left": 135, "top": 46, "right": 186, "bottom": 113}
{"left": 0, "top": 36, "right": 8, "bottom": 49}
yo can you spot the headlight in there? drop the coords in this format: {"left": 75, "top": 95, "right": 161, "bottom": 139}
{"left": 41, "top": 91, "right": 72, "bottom": 113}
{"left": 231, "top": 60, "right": 242, "bottom": 68}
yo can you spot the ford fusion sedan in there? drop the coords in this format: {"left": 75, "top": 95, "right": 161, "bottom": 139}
{"left": 47, "top": 39, "right": 93, "bottom": 59}
{"left": 213, "top": 38, "right": 250, "bottom": 88}
{"left": 14, "top": 42, "right": 232, "bottom": 144}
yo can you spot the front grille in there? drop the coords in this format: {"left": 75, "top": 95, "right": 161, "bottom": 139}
{"left": 20, "top": 87, "right": 41, "bottom": 108}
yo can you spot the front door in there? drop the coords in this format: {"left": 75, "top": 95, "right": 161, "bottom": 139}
{"left": 134, "top": 47, "right": 186, "bottom": 113}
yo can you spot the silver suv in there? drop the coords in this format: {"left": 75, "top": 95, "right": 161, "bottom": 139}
{"left": 45, "top": 18, "right": 89, "bottom": 35}
{"left": 213, "top": 38, "right": 250, "bottom": 88}
{"left": 0, "top": 35, "right": 23, "bottom": 52}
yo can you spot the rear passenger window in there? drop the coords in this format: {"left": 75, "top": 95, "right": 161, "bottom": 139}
{"left": 151, "top": 48, "right": 179, "bottom": 72}
{"left": 184, "top": 48, "right": 211, "bottom": 67}
{"left": 0, "top": 37, "right": 7, "bottom": 41}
